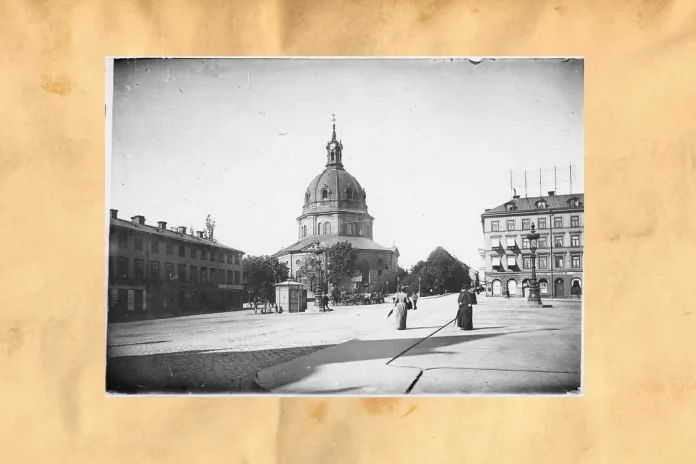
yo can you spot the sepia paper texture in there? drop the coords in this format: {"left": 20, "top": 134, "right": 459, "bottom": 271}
{"left": 2, "top": 0, "right": 696, "bottom": 462}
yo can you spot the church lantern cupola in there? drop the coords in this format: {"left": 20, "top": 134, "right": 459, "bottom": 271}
{"left": 325, "top": 114, "right": 344, "bottom": 168}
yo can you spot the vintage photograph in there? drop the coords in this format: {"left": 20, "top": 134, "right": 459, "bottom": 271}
{"left": 106, "top": 57, "right": 584, "bottom": 395}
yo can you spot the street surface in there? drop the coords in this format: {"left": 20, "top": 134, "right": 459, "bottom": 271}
{"left": 107, "top": 294, "right": 581, "bottom": 394}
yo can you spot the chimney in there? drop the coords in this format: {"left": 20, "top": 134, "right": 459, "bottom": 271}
{"left": 512, "top": 195, "right": 520, "bottom": 201}
{"left": 110, "top": 209, "right": 118, "bottom": 219}
{"left": 178, "top": 226, "right": 187, "bottom": 234}
{"left": 157, "top": 221, "right": 167, "bottom": 229}
{"left": 548, "top": 191, "right": 555, "bottom": 196}
{"left": 131, "top": 215, "right": 146, "bottom": 225}
{"left": 197, "top": 231, "right": 205, "bottom": 238}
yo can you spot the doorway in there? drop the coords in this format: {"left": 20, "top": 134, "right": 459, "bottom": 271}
{"left": 507, "top": 279, "right": 518, "bottom": 297}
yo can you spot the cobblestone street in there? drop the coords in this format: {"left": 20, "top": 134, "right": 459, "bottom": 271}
{"left": 107, "top": 295, "right": 581, "bottom": 394}
{"left": 107, "top": 301, "right": 401, "bottom": 393}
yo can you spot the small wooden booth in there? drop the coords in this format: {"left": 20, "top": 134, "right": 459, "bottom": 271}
{"left": 274, "top": 281, "right": 308, "bottom": 313}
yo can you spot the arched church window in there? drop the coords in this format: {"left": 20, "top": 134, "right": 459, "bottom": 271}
{"left": 322, "top": 189, "right": 328, "bottom": 200}
{"left": 317, "top": 223, "right": 322, "bottom": 235}
{"left": 305, "top": 192, "right": 310, "bottom": 204}
{"left": 331, "top": 154, "right": 335, "bottom": 162}
{"left": 324, "top": 222, "right": 331, "bottom": 235}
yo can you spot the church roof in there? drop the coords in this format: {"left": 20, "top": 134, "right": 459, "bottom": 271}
{"left": 274, "top": 235, "right": 395, "bottom": 257}
{"left": 483, "top": 193, "right": 584, "bottom": 215}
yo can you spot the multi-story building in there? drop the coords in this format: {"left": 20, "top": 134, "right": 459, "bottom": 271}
{"left": 480, "top": 191, "right": 584, "bottom": 298}
{"left": 108, "top": 210, "right": 245, "bottom": 320}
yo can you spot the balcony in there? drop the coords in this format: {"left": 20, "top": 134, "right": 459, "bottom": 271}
{"left": 506, "top": 237, "right": 519, "bottom": 251}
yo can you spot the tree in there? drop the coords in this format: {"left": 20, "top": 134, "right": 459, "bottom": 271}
{"left": 402, "top": 247, "right": 470, "bottom": 295}
{"left": 205, "top": 214, "right": 217, "bottom": 243}
{"left": 243, "top": 255, "right": 289, "bottom": 302}
{"left": 324, "top": 241, "right": 357, "bottom": 289}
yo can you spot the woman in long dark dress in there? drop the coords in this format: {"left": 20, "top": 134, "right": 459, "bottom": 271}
{"left": 456, "top": 286, "right": 474, "bottom": 330}
{"left": 390, "top": 287, "right": 411, "bottom": 330}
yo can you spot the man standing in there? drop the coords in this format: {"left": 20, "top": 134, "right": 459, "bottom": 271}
{"left": 412, "top": 291, "right": 419, "bottom": 310}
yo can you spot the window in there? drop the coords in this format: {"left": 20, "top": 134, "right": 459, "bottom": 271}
{"left": 522, "top": 219, "right": 530, "bottom": 230}
{"left": 305, "top": 192, "right": 310, "bottom": 204}
{"left": 211, "top": 269, "right": 217, "bottom": 283}
{"left": 210, "top": 251, "right": 216, "bottom": 262}
{"left": 227, "top": 270, "right": 233, "bottom": 285}
{"left": 227, "top": 254, "right": 233, "bottom": 264}
{"left": 554, "top": 234, "right": 564, "bottom": 247}
{"left": 346, "top": 188, "right": 353, "bottom": 200}
{"left": 537, "top": 201, "right": 547, "bottom": 209}
{"left": 117, "top": 257, "right": 129, "bottom": 278}
{"left": 571, "top": 216, "right": 580, "bottom": 227}
{"left": 201, "top": 249, "right": 207, "bottom": 260}
{"left": 571, "top": 234, "right": 580, "bottom": 247}
{"left": 506, "top": 256, "right": 517, "bottom": 267}
{"left": 572, "top": 255, "right": 581, "bottom": 268}
{"left": 135, "top": 237, "right": 143, "bottom": 251}
{"left": 522, "top": 238, "right": 529, "bottom": 249}
{"left": 322, "top": 189, "right": 328, "bottom": 200}
{"left": 538, "top": 218, "right": 547, "bottom": 229}
{"left": 492, "top": 257, "right": 502, "bottom": 267}
{"left": 554, "top": 217, "right": 563, "bottom": 228}
{"left": 554, "top": 254, "right": 564, "bottom": 268}
{"left": 235, "top": 271, "right": 240, "bottom": 285}
{"left": 507, "top": 220, "right": 515, "bottom": 231}
{"left": 190, "top": 266, "right": 198, "bottom": 283}
{"left": 191, "top": 247, "right": 197, "bottom": 258}
{"left": 539, "top": 236, "right": 548, "bottom": 248}
{"left": 151, "top": 240, "right": 159, "bottom": 253}
{"left": 150, "top": 262, "right": 160, "bottom": 280}
{"left": 118, "top": 234, "right": 128, "bottom": 249}
{"left": 317, "top": 223, "right": 322, "bottom": 235}
{"left": 165, "top": 263, "right": 174, "bottom": 280}
{"left": 302, "top": 225, "right": 307, "bottom": 237}
{"left": 219, "top": 269, "right": 226, "bottom": 284}
{"left": 539, "top": 280, "right": 548, "bottom": 294}
{"left": 219, "top": 253, "right": 224, "bottom": 263}
{"left": 166, "top": 243, "right": 174, "bottom": 255}
{"left": 178, "top": 264, "right": 186, "bottom": 281}
{"left": 523, "top": 257, "right": 532, "bottom": 269}
{"left": 491, "top": 221, "right": 499, "bottom": 232}
{"left": 235, "top": 254, "right": 240, "bottom": 265}
{"left": 539, "top": 256, "right": 548, "bottom": 269}
{"left": 491, "top": 238, "right": 501, "bottom": 248}
{"left": 324, "top": 222, "right": 331, "bottom": 235}
{"left": 201, "top": 268, "right": 208, "bottom": 283}
{"left": 179, "top": 245, "right": 185, "bottom": 257}
{"left": 134, "top": 259, "right": 144, "bottom": 278}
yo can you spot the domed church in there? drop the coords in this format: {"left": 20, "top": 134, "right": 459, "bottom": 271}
{"left": 273, "top": 116, "right": 400, "bottom": 295}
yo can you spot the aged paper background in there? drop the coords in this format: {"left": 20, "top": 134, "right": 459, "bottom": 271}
{"left": 1, "top": 0, "right": 695, "bottom": 462}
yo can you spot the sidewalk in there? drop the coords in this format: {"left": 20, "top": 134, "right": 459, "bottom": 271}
{"left": 251, "top": 295, "right": 581, "bottom": 395}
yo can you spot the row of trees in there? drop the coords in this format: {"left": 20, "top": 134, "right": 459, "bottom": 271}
{"left": 401, "top": 246, "right": 475, "bottom": 295}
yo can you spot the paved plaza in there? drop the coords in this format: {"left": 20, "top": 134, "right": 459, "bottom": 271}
{"left": 107, "top": 294, "right": 581, "bottom": 394}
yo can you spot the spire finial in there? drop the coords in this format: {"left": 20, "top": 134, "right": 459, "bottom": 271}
{"left": 331, "top": 113, "right": 337, "bottom": 141}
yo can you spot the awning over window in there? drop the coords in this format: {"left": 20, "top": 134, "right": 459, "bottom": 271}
{"left": 507, "top": 257, "right": 517, "bottom": 267}
{"left": 491, "top": 238, "right": 501, "bottom": 248}
{"left": 492, "top": 257, "right": 502, "bottom": 267}
{"left": 506, "top": 238, "right": 517, "bottom": 248}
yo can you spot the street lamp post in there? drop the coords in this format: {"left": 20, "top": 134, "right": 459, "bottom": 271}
{"left": 527, "top": 223, "right": 543, "bottom": 305}
{"left": 311, "top": 241, "right": 326, "bottom": 311}
{"left": 418, "top": 276, "right": 421, "bottom": 295}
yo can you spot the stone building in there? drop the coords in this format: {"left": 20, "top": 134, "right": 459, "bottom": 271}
{"left": 108, "top": 210, "right": 245, "bottom": 320}
{"left": 273, "top": 118, "right": 400, "bottom": 296}
{"left": 480, "top": 192, "right": 584, "bottom": 298}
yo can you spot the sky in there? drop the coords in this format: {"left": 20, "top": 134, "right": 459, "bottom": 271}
{"left": 109, "top": 58, "right": 584, "bottom": 270}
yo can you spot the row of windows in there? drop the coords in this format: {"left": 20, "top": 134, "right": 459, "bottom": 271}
{"left": 492, "top": 233, "right": 582, "bottom": 249}
{"left": 491, "top": 254, "right": 582, "bottom": 270}
{"left": 116, "top": 234, "right": 240, "bottom": 264}
{"left": 114, "top": 257, "right": 242, "bottom": 284}
{"left": 490, "top": 216, "right": 581, "bottom": 232}
{"left": 300, "top": 222, "right": 371, "bottom": 237}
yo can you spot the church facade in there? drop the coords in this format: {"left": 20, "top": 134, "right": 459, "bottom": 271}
{"left": 273, "top": 118, "right": 400, "bottom": 296}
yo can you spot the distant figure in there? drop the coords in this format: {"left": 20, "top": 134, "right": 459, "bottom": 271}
{"left": 278, "top": 305, "right": 283, "bottom": 314}
{"left": 412, "top": 292, "right": 419, "bottom": 310}
{"left": 456, "top": 285, "right": 474, "bottom": 331}
{"left": 322, "top": 294, "right": 331, "bottom": 311}
{"left": 389, "top": 286, "right": 411, "bottom": 330}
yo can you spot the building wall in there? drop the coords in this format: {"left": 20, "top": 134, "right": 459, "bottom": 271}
{"left": 108, "top": 224, "right": 245, "bottom": 318}
{"left": 481, "top": 209, "right": 583, "bottom": 298}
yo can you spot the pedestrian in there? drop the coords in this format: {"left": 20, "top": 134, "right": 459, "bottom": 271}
{"left": 470, "top": 288, "right": 477, "bottom": 305}
{"left": 412, "top": 291, "right": 419, "bottom": 310}
{"left": 322, "top": 294, "right": 331, "bottom": 312}
{"left": 387, "top": 286, "right": 411, "bottom": 330}
{"left": 456, "top": 285, "right": 474, "bottom": 330}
